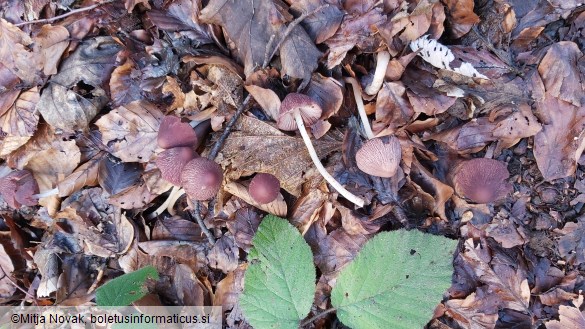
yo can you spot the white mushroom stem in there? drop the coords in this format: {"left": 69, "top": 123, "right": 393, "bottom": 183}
{"left": 147, "top": 186, "right": 185, "bottom": 219}
{"left": 294, "top": 114, "right": 365, "bottom": 208}
{"left": 33, "top": 187, "right": 59, "bottom": 199}
{"left": 346, "top": 78, "right": 375, "bottom": 140}
{"left": 364, "top": 51, "right": 390, "bottom": 96}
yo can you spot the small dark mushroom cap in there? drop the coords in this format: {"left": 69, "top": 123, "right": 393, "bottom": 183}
{"left": 452, "top": 158, "right": 512, "bottom": 204}
{"left": 249, "top": 173, "right": 280, "bottom": 204}
{"left": 277, "top": 93, "right": 322, "bottom": 131}
{"left": 0, "top": 170, "right": 39, "bottom": 208}
{"left": 156, "top": 147, "right": 198, "bottom": 185}
{"left": 157, "top": 116, "right": 198, "bottom": 149}
{"left": 355, "top": 136, "right": 402, "bottom": 178}
{"left": 181, "top": 158, "right": 223, "bottom": 201}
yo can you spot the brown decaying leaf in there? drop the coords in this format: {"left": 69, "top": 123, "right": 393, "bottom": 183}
{"left": 0, "top": 18, "right": 37, "bottom": 84}
{"left": 0, "top": 87, "right": 40, "bottom": 138}
{"left": 97, "top": 156, "right": 142, "bottom": 195}
{"left": 306, "top": 74, "right": 343, "bottom": 120}
{"left": 0, "top": 243, "right": 15, "bottom": 300}
{"left": 372, "top": 81, "right": 414, "bottom": 134}
{"left": 200, "top": 0, "right": 320, "bottom": 87}
{"left": 537, "top": 42, "right": 583, "bottom": 107}
{"left": 207, "top": 234, "right": 239, "bottom": 273}
{"left": 125, "top": 0, "right": 151, "bottom": 13}
{"left": 226, "top": 207, "right": 262, "bottom": 252}
{"left": 288, "top": 0, "right": 343, "bottom": 44}
{"left": 555, "top": 216, "right": 585, "bottom": 265}
{"left": 214, "top": 263, "right": 246, "bottom": 310}
{"left": 174, "top": 263, "right": 208, "bottom": 306}
{"left": 444, "top": 287, "right": 499, "bottom": 329}
{"left": 57, "top": 151, "right": 105, "bottom": 197}
{"left": 442, "top": 0, "right": 480, "bottom": 38}
{"left": 152, "top": 216, "right": 206, "bottom": 243}
{"left": 96, "top": 100, "right": 164, "bottom": 163}
{"left": 545, "top": 298, "right": 585, "bottom": 329}
{"left": 109, "top": 57, "right": 144, "bottom": 107}
{"left": 244, "top": 85, "right": 281, "bottom": 120}
{"left": 33, "top": 24, "right": 69, "bottom": 76}
{"left": 220, "top": 115, "right": 342, "bottom": 196}
{"left": 36, "top": 36, "right": 121, "bottom": 132}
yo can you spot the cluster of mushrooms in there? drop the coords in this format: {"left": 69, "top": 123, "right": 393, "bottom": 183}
{"left": 154, "top": 85, "right": 512, "bottom": 214}
{"left": 153, "top": 116, "right": 282, "bottom": 217}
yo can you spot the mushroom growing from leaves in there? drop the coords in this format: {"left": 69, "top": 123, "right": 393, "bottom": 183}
{"left": 0, "top": 169, "right": 40, "bottom": 209}
{"left": 249, "top": 173, "right": 280, "bottom": 204}
{"left": 451, "top": 158, "right": 512, "bottom": 204}
{"left": 356, "top": 136, "right": 402, "bottom": 178}
{"left": 157, "top": 115, "right": 198, "bottom": 149}
{"left": 150, "top": 147, "right": 198, "bottom": 217}
{"left": 364, "top": 51, "right": 391, "bottom": 96}
{"left": 181, "top": 157, "right": 223, "bottom": 201}
{"left": 277, "top": 93, "right": 365, "bottom": 207}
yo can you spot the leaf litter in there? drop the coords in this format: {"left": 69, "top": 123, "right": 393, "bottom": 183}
{"left": 0, "top": 0, "right": 584, "bottom": 328}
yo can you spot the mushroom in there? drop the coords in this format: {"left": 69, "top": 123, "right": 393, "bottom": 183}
{"left": 157, "top": 115, "right": 198, "bottom": 149}
{"left": 345, "top": 78, "right": 375, "bottom": 140}
{"left": 450, "top": 158, "right": 512, "bottom": 204}
{"left": 356, "top": 136, "right": 402, "bottom": 178}
{"left": 364, "top": 51, "right": 391, "bottom": 96}
{"left": 148, "top": 147, "right": 198, "bottom": 218}
{"left": 181, "top": 157, "right": 223, "bottom": 201}
{"left": 249, "top": 173, "right": 280, "bottom": 204}
{"left": 0, "top": 169, "right": 39, "bottom": 208}
{"left": 277, "top": 93, "right": 365, "bottom": 207}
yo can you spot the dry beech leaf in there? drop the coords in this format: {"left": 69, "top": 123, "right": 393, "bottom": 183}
{"left": 125, "top": 0, "right": 151, "bottom": 13}
{"left": 0, "top": 243, "right": 15, "bottom": 299}
{"left": 213, "top": 263, "right": 246, "bottom": 310}
{"left": 138, "top": 240, "right": 207, "bottom": 271}
{"left": 533, "top": 95, "right": 585, "bottom": 181}
{"left": 207, "top": 234, "right": 239, "bottom": 273}
{"left": 244, "top": 85, "right": 281, "bottom": 120}
{"left": 444, "top": 288, "right": 499, "bottom": 329}
{"left": 96, "top": 100, "right": 164, "bottom": 163}
{"left": 0, "top": 63, "right": 21, "bottom": 117}
{"left": 442, "top": 0, "right": 480, "bottom": 38}
{"left": 220, "top": 115, "right": 341, "bottom": 196}
{"left": 224, "top": 181, "right": 287, "bottom": 217}
{"left": 200, "top": 0, "right": 320, "bottom": 87}
{"left": 306, "top": 74, "right": 343, "bottom": 120}
{"left": 152, "top": 216, "right": 206, "bottom": 243}
{"left": 226, "top": 207, "right": 262, "bottom": 252}
{"left": 174, "top": 263, "right": 208, "bottom": 306}
{"left": 289, "top": 0, "right": 343, "bottom": 44}
{"left": 36, "top": 36, "right": 121, "bottom": 132}
{"left": 33, "top": 24, "right": 70, "bottom": 76}
{"left": 0, "top": 136, "right": 30, "bottom": 158}
{"left": 0, "top": 18, "right": 37, "bottom": 84}
{"left": 545, "top": 303, "right": 585, "bottom": 329}
{"left": 0, "top": 87, "right": 40, "bottom": 137}
{"left": 57, "top": 151, "right": 105, "bottom": 197}
{"left": 109, "top": 58, "right": 143, "bottom": 107}
{"left": 97, "top": 155, "right": 142, "bottom": 195}
{"left": 537, "top": 41, "right": 584, "bottom": 107}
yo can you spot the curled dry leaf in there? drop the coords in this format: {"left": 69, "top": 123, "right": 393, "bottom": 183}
{"left": 442, "top": 0, "right": 480, "bottom": 38}
{"left": 244, "top": 85, "right": 281, "bottom": 121}
{"left": 36, "top": 36, "right": 121, "bottom": 132}
{"left": 96, "top": 100, "right": 164, "bottom": 163}
{"left": 57, "top": 151, "right": 105, "bottom": 198}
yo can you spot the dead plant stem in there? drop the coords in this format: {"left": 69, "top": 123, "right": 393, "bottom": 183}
{"left": 15, "top": 0, "right": 115, "bottom": 27}
{"left": 300, "top": 308, "right": 336, "bottom": 327}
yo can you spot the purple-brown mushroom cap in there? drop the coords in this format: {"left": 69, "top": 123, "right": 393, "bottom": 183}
{"left": 356, "top": 136, "right": 402, "bottom": 178}
{"left": 0, "top": 170, "right": 39, "bottom": 208}
{"left": 156, "top": 147, "right": 198, "bottom": 185}
{"left": 180, "top": 158, "right": 223, "bottom": 201}
{"left": 277, "top": 93, "right": 322, "bottom": 131}
{"left": 157, "top": 116, "right": 198, "bottom": 149}
{"left": 249, "top": 173, "right": 280, "bottom": 204}
{"left": 452, "top": 158, "right": 512, "bottom": 204}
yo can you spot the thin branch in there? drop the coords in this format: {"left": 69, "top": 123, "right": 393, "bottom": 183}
{"left": 300, "top": 308, "right": 337, "bottom": 327}
{"left": 192, "top": 202, "right": 216, "bottom": 245}
{"left": 14, "top": 0, "right": 115, "bottom": 27}
{"left": 265, "top": 4, "right": 329, "bottom": 67}
{"left": 207, "top": 94, "right": 252, "bottom": 160}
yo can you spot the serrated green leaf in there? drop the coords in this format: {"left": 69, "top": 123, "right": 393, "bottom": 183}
{"left": 96, "top": 266, "right": 159, "bottom": 306}
{"left": 240, "top": 215, "right": 316, "bottom": 329}
{"left": 331, "top": 230, "right": 456, "bottom": 329}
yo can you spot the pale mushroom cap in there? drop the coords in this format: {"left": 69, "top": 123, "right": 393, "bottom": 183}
{"left": 156, "top": 147, "right": 198, "bottom": 185}
{"left": 452, "top": 158, "right": 512, "bottom": 203}
{"left": 356, "top": 136, "right": 402, "bottom": 178}
{"left": 249, "top": 173, "right": 280, "bottom": 204}
{"left": 180, "top": 158, "right": 223, "bottom": 201}
{"left": 277, "top": 93, "right": 322, "bottom": 131}
{"left": 158, "top": 116, "right": 198, "bottom": 149}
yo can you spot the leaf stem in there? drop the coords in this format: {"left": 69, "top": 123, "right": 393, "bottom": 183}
{"left": 300, "top": 308, "right": 336, "bottom": 327}
{"left": 14, "top": 0, "right": 115, "bottom": 27}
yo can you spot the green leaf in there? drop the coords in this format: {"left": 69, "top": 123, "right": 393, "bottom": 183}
{"left": 331, "top": 230, "right": 457, "bottom": 329}
{"left": 239, "top": 215, "right": 316, "bottom": 329}
{"left": 96, "top": 266, "right": 159, "bottom": 306}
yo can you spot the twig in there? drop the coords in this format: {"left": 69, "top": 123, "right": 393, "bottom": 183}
{"left": 15, "top": 0, "right": 115, "bottom": 27}
{"left": 265, "top": 4, "right": 329, "bottom": 67}
{"left": 207, "top": 94, "right": 252, "bottom": 160}
{"left": 300, "top": 308, "right": 337, "bottom": 327}
{"left": 192, "top": 202, "right": 216, "bottom": 245}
